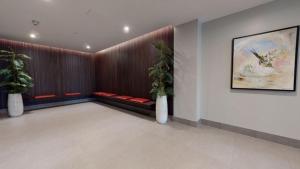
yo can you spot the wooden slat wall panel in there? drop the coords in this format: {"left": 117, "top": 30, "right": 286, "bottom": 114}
{"left": 31, "top": 46, "right": 61, "bottom": 97}
{"left": 61, "top": 53, "right": 81, "bottom": 95}
{"left": 0, "top": 49, "right": 7, "bottom": 109}
{"left": 0, "top": 39, "right": 94, "bottom": 109}
{"left": 1, "top": 26, "right": 173, "bottom": 115}
{"left": 94, "top": 26, "right": 174, "bottom": 114}
{"left": 60, "top": 51, "right": 95, "bottom": 96}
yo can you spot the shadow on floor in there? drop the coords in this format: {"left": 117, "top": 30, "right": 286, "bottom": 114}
{"left": 93, "top": 101, "right": 156, "bottom": 122}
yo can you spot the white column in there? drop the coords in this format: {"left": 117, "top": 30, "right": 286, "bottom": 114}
{"left": 174, "top": 19, "right": 204, "bottom": 122}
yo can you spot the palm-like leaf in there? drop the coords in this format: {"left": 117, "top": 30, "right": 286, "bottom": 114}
{"left": 0, "top": 69, "right": 11, "bottom": 75}
{"left": 0, "top": 50, "right": 33, "bottom": 93}
{"left": 148, "top": 41, "right": 173, "bottom": 99}
{"left": 17, "top": 54, "right": 31, "bottom": 60}
{"left": 0, "top": 50, "right": 13, "bottom": 54}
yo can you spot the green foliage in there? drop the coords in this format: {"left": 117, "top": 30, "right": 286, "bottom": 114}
{"left": 0, "top": 50, "right": 33, "bottom": 93}
{"left": 148, "top": 41, "right": 173, "bottom": 99}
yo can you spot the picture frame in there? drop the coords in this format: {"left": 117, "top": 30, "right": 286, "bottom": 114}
{"left": 231, "top": 26, "right": 299, "bottom": 91}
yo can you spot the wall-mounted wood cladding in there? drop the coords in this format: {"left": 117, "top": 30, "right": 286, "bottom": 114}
{"left": 0, "top": 39, "right": 95, "bottom": 109}
{"left": 94, "top": 26, "right": 174, "bottom": 114}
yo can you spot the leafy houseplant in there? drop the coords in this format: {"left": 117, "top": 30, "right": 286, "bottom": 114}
{"left": 0, "top": 50, "right": 33, "bottom": 117}
{"left": 149, "top": 41, "right": 173, "bottom": 124}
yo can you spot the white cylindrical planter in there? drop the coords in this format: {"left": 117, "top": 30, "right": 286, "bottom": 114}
{"left": 156, "top": 95, "right": 168, "bottom": 124}
{"left": 8, "top": 93, "right": 24, "bottom": 117}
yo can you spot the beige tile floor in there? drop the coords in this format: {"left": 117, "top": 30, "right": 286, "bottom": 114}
{"left": 0, "top": 102, "right": 299, "bottom": 169}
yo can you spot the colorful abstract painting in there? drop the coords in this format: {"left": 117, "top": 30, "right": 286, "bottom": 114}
{"left": 231, "top": 26, "right": 299, "bottom": 91}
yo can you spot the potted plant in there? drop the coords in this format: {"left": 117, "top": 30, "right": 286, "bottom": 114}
{"left": 149, "top": 41, "right": 173, "bottom": 124}
{"left": 0, "top": 50, "right": 33, "bottom": 117}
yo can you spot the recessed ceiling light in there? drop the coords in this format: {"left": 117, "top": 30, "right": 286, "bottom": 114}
{"left": 85, "top": 45, "right": 91, "bottom": 50}
{"left": 123, "top": 26, "right": 130, "bottom": 33}
{"left": 29, "top": 33, "right": 37, "bottom": 39}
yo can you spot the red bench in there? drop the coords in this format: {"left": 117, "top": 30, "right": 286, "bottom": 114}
{"left": 93, "top": 91, "right": 155, "bottom": 116}
{"left": 93, "top": 92, "right": 151, "bottom": 104}
{"left": 34, "top": 94, "right": 56, "bottom": 99}
{"left": 65, "top": 92, "right": 81, "bottom": 96}
{"left": 129, "top": 98, "right": 150, "bottom": 104}
{"left": 114, "top": 95, "right": 133, "bottom": 100}
{"left": 93, "top": 92, "right": 117, "bottom": 97}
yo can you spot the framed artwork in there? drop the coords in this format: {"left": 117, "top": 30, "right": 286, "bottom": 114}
{"left": 231, "top": 26, "right": 299, "bottom": 91}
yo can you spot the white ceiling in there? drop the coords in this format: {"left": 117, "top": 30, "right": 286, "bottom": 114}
{"left": 0, "top": 0, "right": 273, "bottom": 52}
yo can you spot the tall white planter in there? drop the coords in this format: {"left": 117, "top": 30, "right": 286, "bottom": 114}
{"left": 156, "top": 95, "right": 168, "bottom": 124}
{"left": 8, "top": 93, "right": 24, "bottom": 117}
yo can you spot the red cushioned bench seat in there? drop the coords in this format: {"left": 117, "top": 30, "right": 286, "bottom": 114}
{"left": 65, "top": 92, "right": 81, "bottom": 96}
{"left": 129, "top": 98, "right": 150, "bottom": 104}
{"left": 93, "top": 92, "right": 117, "bottom": 97}
{"left": 94, "top": 92, "right": 155, "bottom": 116}
{"left": 34, "top": 94, "right": 56, "bottom": 99}
{"left": 114, "top": 95, "right": 133, "bottom": 100}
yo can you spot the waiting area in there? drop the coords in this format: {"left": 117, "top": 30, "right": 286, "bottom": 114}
{"left": 0, "top": 0, "right": 299, "bottom": 168}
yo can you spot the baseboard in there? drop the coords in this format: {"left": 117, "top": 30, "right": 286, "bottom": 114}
{"left": 171, "top": 117, "right": 201, "bottom": 127}
{"left": 0, "top": 98, "right": 96, "bottom": 116}
{"left": 201, "top": 119, "right": 300, "bottom": 149}
{"left": 171, "top": 117, "right": 300, "bottom": 148}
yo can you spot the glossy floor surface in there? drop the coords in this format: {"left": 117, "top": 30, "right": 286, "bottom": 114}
{"left": 0, "top": 102, "right": 299, "bottom": 169}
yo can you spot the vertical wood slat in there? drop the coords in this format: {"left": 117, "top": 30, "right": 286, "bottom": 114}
{"left": 94, "top": 26, "right": 174, "bottom": 114}
{"left": 0, "top": 39, "right": 94, "bottom": 108}
{"left": 0, "top": 26, "right": 174, "bottom": 115}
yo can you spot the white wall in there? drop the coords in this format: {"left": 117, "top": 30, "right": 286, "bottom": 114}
{"left": 202, "top": 0, "right": 300, "bottom": 140}
{"left": 174, "top": 20, "right": 203, "bottom": 122}
{"left": 175, "top": 0, "right": 300, "bottom": 140}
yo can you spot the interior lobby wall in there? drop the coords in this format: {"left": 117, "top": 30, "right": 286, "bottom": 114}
{"left": 94, "top": 26, "right": 174, "bottom": 99}
{"left": 200, "top": 0, "right": 300, "bottom": 140}
{"left": 94, "top": 26, "right": 174, "bottom": 114}
{"left": 0, "top": 39, "right": 95, "bottom": 110}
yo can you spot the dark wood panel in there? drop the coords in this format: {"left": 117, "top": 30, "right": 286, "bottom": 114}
{"left": 0, "top": 54, "right": 7, "bottom": 109}
{"left": 31, "top": 46, "right": 61, "bottom": 97}
{"left": 60, "top": 51, "right": 95, "bottom": 97}
{"left": 0, "top": 26, "right": 173, "bottom": 116}
{"left": 94, "top": 26, "right": 174, "bottom": 114}
{"left": 0, "top": 38, "right": 94, "bottom": 108}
